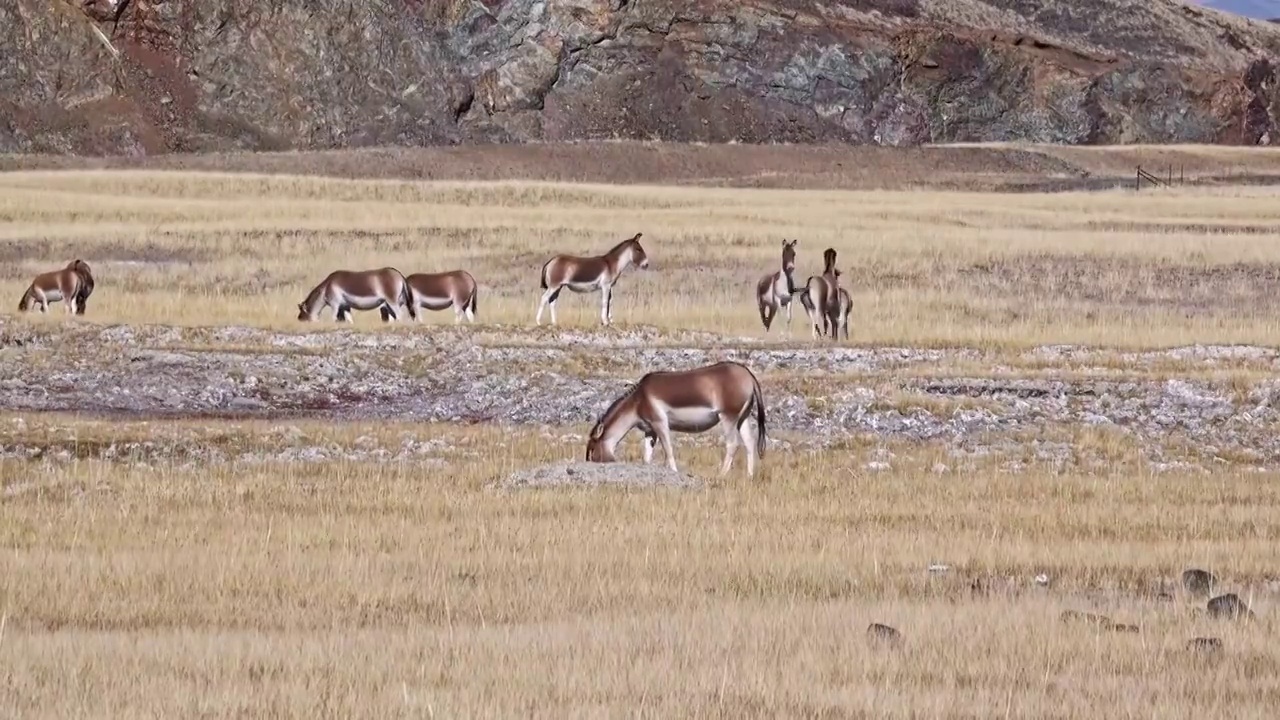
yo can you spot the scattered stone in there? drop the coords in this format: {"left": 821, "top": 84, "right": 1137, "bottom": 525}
{"left": 1187, "top": 637, "right": 1224, "bottom": 653}
{"left": 1060, "top": 610, "right": 1114, "bottom": 628}
{"left": 866, "top": 623, "right": 902, "bottom": 647}
{"left": 1034, "top": 573, "right": 1050, "bottom": 586}
{"left": 970, "top": 575, "right": 1018, "bottom": 596}
{"left": 495, "top": 461, "right": 704, "bottom": 490}
{"left": 927, "top": 564, "right": 950, "bottom": 574}
{"left": 1206, "top": 593, "right": 1255, "bottom": 620}
{"left": 1182, "top": 569, "right": 1217, "bottom": 597}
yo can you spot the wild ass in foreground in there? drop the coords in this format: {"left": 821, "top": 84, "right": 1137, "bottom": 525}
{"left": 799, "top": 247, "right": 842, "bottom": 339}
{"left": 18, "top": 259, "right": 95, "bottom": 316}
{"left": 297, "top": 268, "right": 418, "bottom": 322}
{"left": 756, "top": 238, "right": 802, "bottom": 333}
{"left": 381, "top": 270, "right": 479, "bottom": 324}
{"left": 535, "top": 232, "right": 650, "bottom": 326}
{"left": 585, "top": 361, "right": 767, "bottom": 478}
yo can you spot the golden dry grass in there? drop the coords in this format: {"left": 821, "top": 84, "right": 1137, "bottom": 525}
{"left": 2, "top": 416, "right": 1278, "bottom": 718}
{"left": 4, "top": 169, "right": 1280, "bottom": 347}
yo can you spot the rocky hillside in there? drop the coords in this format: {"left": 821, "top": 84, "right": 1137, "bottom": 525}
{"left": 4, "top": 0, "right": 1280, "bottom": 155}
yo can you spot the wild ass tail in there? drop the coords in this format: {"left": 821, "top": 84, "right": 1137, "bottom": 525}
{"left": 394, "top": 270, "right": 417, "bottom": 319}
{"left": 751, "top": 371, "right": 766, "bottom": 460}
{"left": 539, "top": 258, "right": 553, "bottom": 290}
{"left": 17, "top": 290, "right": 30, "bottom": 312}
{"left": 467, "top": 284, "right": 478, "bottom": 317}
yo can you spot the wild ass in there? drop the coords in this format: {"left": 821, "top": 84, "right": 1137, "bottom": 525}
{"left": 297, "top": 267, "right": 418, "bottom": 322}
{"left": 535, "top": 232, "right": 650, "bottom": 326}
{"left": 799, "top": 247, "right": 842, "bottom": 339}
{"left": 18, "top": 259, "right": 95, "bottom": 316}
{"left": 755, "top": 239, "right": 802, "bottom": 333}
{"left": 381, "top": 270, "right": 479, "bottom": 324}
{"left": 585, "top": 361, "right": 767, "bottom": 478}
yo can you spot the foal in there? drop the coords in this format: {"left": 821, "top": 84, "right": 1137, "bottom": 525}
{"left": 297, "top": 267, "right": 418, "bottom": 322}
{"left": 585, "top": 361, "right": 767, "bottom": 478}
{"left": 755, "top": 239, "right": 802, "bottom": 333}
{"left": 382, "top": 269, "right": 479, "bottom": 324}
{"left": 18, "top": 259, "right": 95, "bottom": 316}
{"left": 535, "top": 232, "right": 650, "bottom": 326}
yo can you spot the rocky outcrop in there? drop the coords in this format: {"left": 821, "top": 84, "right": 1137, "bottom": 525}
{"left": 5, "top": 0, "right": 1280, "bottom": 155}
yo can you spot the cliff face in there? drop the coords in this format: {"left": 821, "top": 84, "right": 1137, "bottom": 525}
{"left": 4, "top": 0, "right": 1280, "bottom": 155}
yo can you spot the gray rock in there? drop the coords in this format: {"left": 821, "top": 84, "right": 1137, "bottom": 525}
{"left": 866, "top": 623, "right": 902, "bottom": 647}
{"left": 1187, "top": 637, "right": 1223, "bottom": 653}
{"left": 1207, "top": 593, "right": 1255, "bottom": 620}
{"left": 1182, "top": 569, "right": 1217, "bottom": 597}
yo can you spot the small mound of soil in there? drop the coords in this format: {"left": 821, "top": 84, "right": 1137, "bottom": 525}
{"left": 495, "top": 461, "right": 704, "bottom": 490}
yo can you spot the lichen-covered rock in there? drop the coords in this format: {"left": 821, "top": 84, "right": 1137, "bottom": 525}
{"left": 5, "top": 0, "right": 1280, "bottom": 154}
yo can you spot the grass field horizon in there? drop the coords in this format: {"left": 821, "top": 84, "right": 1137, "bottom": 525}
{"left": 4, "top": 151, "right": 1280, "bottom": 718}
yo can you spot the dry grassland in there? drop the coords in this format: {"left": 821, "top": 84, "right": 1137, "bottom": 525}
{"left": 4, "top": 159, "right": 1280, "bottom": 718}
{"left": 2, "top": 417, "right": 1278, "bottom": 718}
{"left": 3, "top": 169, "right": 1280, "bottom": 347}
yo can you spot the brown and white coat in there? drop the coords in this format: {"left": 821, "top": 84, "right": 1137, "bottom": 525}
{"left": 18, "top": 259, "right": 95, "bottom": 316}
{"left": 756, "top": 239, "right": 801, "bottom": 333}
{"left": 297, "top": 267, "right": 417, "bottom": 322}
{"left": 536, "top": 233, "right": 650, "bottom": 326}
{"left": 585, "top": 360, "right": 767, "bottom": 477}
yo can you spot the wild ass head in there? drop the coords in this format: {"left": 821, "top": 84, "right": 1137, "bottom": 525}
{"left": 782, "top": 239, "right": 797, "bottom": 275}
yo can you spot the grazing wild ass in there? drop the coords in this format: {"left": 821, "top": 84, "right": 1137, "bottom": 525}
{"left": 536, "top": 232, "right": 650, "bottom": 326}
{"left": 799, "top": 247, "right": 842, "bottom": 339}
{"left": 18, "top": 259, "right": 95, "bottom": 316}
{"left": 756, "top": 239, "right": 802, "bottom": 333}
{"left": 381, "top": 270, "right": 479, "bottom": 324}
{"left": 297, "top": 267, "right": 418, "bottom": 322}
{"left": 585, "top": 361, "right": 767, "bottom": 478}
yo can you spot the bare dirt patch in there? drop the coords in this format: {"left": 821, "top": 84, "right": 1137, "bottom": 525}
{"left": 495, "top": 461, "right": 704, "bottom": 490}
{"left": 5, "top": 143, "right": 1280, "bottom": 192}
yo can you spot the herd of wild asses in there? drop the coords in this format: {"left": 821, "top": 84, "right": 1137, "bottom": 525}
{"left": 14, "top": 234, "right": 857, "bottom": 477}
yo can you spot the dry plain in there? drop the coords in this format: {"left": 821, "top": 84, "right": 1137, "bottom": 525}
{"left": 3, "top": 144, "right": 1280, "bottom": 718}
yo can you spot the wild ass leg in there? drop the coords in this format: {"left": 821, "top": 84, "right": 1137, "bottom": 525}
{"left": 642, "top": 433, "right": 655, "bottom": 464}
{"left": 784, "top": 300, "right": 793, "bottom": 335}
{"left": 654, "top": 418, "right": 678, "bottom": 472}
{"left": 718, "top": 414, "right": 740, "bottom": 476}
{"left": 536, "top": 287, "right": 560, "bottom": 326}
{"left": 381, "top": 301, "right": 399, "bottom": 323}
{"left": 739, "top": 419, "right": 758, "bottom": 478}
{"left": 600, "top": 284, "right": 612, "bottom": 326}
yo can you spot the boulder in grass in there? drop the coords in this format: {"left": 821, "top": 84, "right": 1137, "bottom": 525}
{"left": 1206, "top": 593, "right": 1255, "bottom": 620}
{"left": 867, "top": 623, "right": 903, "bottom": 647}
{"left": 1187, "top": 637, "right": 1223, "bottom": 654}
{"left": 1181, "top": 569, "right": 1217, "bottom": 597}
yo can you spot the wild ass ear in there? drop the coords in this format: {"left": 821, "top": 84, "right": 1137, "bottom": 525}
{"left": 632, "top": 232, "right": 643, "bottom": 241}
{"left": 589, "top": 423, "right": 604, "bottom": 440}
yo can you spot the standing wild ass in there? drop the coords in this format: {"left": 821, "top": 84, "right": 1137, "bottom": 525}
{"left": 18, "top": 259, "right": 95, "bottom": 316}
{"left": 799, "top": 247, "right": 842, "bottom": 339}
{"left": 535, "top": 232, "right": 650, "bottom": 326}
{"left": 756, "top": 238, "right": 801, "bottom": 332}
{"left": 585, "top": 361, "right": 767, "bottom": 478}
{"left": 297, "top": 267, "right": 418, "bottom": 322}
{"left": 381, "top": 270, "right": 479, "bottom": 324}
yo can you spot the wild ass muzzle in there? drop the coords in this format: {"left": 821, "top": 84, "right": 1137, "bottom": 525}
{"left": 584, "top": 361, "right": 767, "bottom": 478}
{"left": 799, "top": 247, "right": 842, "bottom": 339}
{"left": 756, "top": 238, "right": 802, "bottom": 333}
{"left": 18, "top": 259, "right": 95, "bottom": 316}
{"left": 297, "top": 267, "right": 418, "bottom": 323}
{"left": 381, "top": 270, "right": 479, "bottom": 324}
{"left": 536, "top": 232, "right": 650, "bottom": 326}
